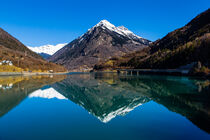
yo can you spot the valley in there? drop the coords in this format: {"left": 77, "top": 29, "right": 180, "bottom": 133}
{"left": 0, "top": 9, "right": 209, "bottom": 78}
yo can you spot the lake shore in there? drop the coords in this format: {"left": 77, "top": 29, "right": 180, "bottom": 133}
{"left": 0, "top": 72, "right": 69, "bottom": 76}
{"left": 93, "top": 69, "right": 210, "bottom": 79}
{"left": 1, "top": 69, "right": 209, "bottom": 79}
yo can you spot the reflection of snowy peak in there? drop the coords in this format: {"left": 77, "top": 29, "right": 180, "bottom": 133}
{"left": 99, "top": 103, "right": 142, "bottom": 123}
{"left": 96, "top": 98, "right": 144, "bottom": 123}
{"left": 29, "top": 87, "right": 67, "bottom": 100}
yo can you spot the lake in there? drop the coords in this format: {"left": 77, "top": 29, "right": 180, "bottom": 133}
{"left": 0, "top": 73, "right": 209, "bottom": 140}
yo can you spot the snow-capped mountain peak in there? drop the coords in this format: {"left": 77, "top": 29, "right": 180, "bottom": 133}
{"left": 28, "top": 43, "right": 67, "bottom": 55}
{"left": 49, "top": 20, "right": 151, "bottom": 71}
{"left": 95, "top": 20, "right": 116, "bottom": 30}
{"left": 88, "top": 19, "right": 142, "bottom": 40}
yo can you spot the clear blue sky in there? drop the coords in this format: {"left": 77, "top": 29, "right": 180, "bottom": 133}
{"left": 0, "top": 0, "right": 209, "bottom": 46}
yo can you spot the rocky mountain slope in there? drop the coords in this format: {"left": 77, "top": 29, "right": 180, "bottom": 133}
{"left": 94, "top": 9, "right": 210, "bottom": 75}
{"left": 0, "top": 28, "right": 66, "bottom": 72}
{"left": 48, "top": 20, "right": 150, "bottom": 71}
{"left": 37, "top": 53, "right": 51, "bottom": 59}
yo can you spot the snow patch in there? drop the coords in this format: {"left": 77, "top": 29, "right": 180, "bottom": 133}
{"left": 85, "top": 20, "right": 142, "bottom": 40}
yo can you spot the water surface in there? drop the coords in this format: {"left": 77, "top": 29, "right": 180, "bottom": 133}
{"left": 0, "top": 73, "right": 209, "bottom": 140}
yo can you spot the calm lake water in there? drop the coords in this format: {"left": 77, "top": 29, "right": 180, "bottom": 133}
{"left": 0, "top": 73, "right": 209, "bottom": 140}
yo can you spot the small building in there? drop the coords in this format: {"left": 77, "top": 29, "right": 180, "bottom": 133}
{"left": 0, "top": 60, "right": 13, "bottom": 66}
{"left": 9, "top": 61, "right": 13, "bottom": 66}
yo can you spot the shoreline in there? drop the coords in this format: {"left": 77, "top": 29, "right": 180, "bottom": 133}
{"left": 0, "top": 72, "right": 69, "bottom": 76}
{"left": 0, "top": 70, "right": 209, "bottom": 79}
{"left": 93, "top": 69, "right": 210, "bottom": 79}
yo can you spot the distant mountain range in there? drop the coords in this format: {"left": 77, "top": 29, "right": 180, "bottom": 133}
{"left": 0, "top": 28, "right": 66, "bottom": 72}
{"left": 28, "top": 43, "right": 67, "bottom": 59}
{"left": 48, "top": 20, "right": 151, "bottom": 71}
{"left": 94, "top": 9, "right": 210, "bottom": 76}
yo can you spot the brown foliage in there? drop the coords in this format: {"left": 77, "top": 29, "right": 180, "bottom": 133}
{"left": 0, "top": 28, "right": 67, "bottom": 72}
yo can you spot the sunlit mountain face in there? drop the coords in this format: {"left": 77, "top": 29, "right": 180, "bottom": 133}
{"left": 0, "top": 73, "right": 209, "bottom": 135}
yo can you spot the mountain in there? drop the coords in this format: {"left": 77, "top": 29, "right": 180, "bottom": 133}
{"left": 0, "top": 28, "right": 66, "bottom": 72}
{"left": 48, "top": 20, "right": 151, "bottom": 71}
{"left": 139, "top": 8, "right": 210, "bottom": 69}
{"left": 28, "top": 43, "right": 67, "bottom": 59}
{"left": 94, "top": 9, "right": 210, "bottom": 75}
{"left": 38, "top": 53, "right": 51, "bottom": 59}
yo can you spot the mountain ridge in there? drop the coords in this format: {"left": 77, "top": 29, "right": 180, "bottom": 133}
{"left": 48, "top": 20, "right": 151, "bottom": 71}
{"left": 0, "top": 28, "right": 66, "bottom": 72}
{"left": 28, "top": 43, "right": 67, "bottom": 55}
{"left": 93, "top": 9, "right": 210, "bottom": 76}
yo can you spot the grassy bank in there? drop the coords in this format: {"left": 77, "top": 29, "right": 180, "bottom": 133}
{"left": 0, "top": 65, "right": 23, "bottom": 72}
{"left": 0, "top": 65, "right": 69, "bottom": 76}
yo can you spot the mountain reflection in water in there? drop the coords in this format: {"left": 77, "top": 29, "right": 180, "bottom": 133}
{"left": 0, "top": 73, "right": 209, "bottom": 135}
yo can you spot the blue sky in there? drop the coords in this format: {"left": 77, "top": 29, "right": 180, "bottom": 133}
{"left": 0, "top": 0, "right": 209, "bottom": 46}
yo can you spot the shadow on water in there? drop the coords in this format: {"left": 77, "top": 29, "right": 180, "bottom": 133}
{"left": 0, "top": 73, "right": 209, "bottom": 133}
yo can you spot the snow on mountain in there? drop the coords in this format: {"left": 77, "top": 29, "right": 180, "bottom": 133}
{"left": 49, "top": 19, "right": 150, "bottom": 71}
{"left": 85, "top": 19, "right": 143, "bottom": 40}
{"left": 28, "top": 87, "right": 67, "bottom": 100}
{"left": 98, "top": 102, "right": 143, "bottom": 123}
{"left": 28, "top": 43, "right": 67, "bottom": 55}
